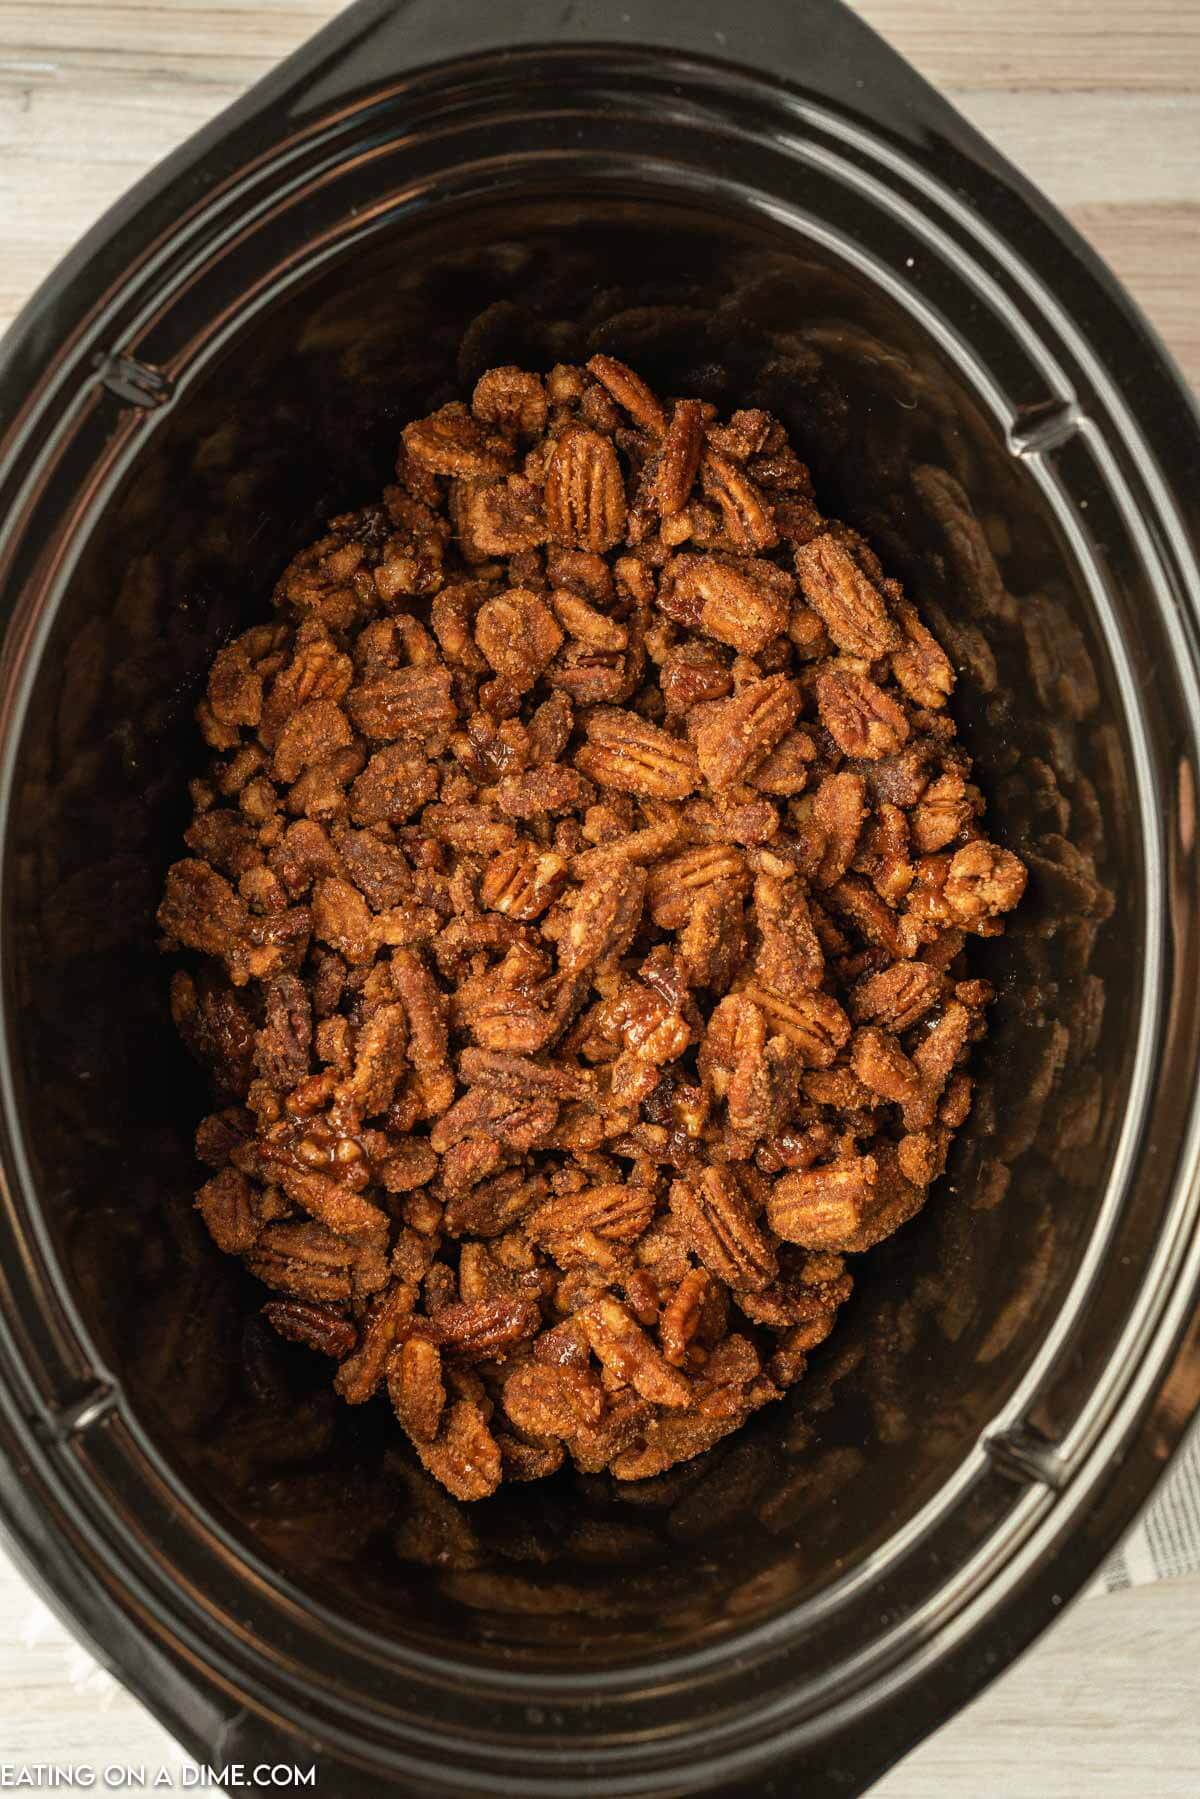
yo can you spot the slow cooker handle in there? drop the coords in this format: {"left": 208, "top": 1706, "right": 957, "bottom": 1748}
{"left": 260, "top": 0, "right": 983, "bottom": 161}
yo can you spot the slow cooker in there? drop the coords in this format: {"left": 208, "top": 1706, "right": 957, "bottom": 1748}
{"left": 0, "top": 0, "right": 1199, "bottom": 1791}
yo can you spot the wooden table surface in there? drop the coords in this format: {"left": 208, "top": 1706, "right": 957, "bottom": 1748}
{"left": 1, "top": 0, "right": 1198, "bottom": 1792}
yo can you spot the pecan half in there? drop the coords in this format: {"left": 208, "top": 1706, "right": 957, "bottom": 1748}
{"left": 527, "top": 1184, "right": 657, "bottom": 1244}
{"left": 646, "top": 844, "right": 747, "bottom": 929}
{"left": 575, "top": 708, "right": 699, "bottom": 800}
{"left": 816, "top": 669, "right": 910, "bottom": 760}
{"left": 693, "top": 674, "right": 800, "bottom": 791}
{"left": 409, "top": 1398, "right": 502, "bottom": 1501}
{"left": 544, "top": 426, "right": 627, "bottom": 552}
{"left": 261, "top": 1299, "right": 358, "bottom": 1358}
{"left": 671, "top": 1169, "right": 777, "bottom": 1293}
{"left": 402, "top": 402, "right": 511, "bottom": 478}
{"left": 734, "top": 982, "right": 851, "bottom": 1067}
{"left": 669, "top": 554, "right": 792, "bottom": 654}
{"left": 701, "top": 449, "right": 778, "bottom": 551}
{"left": 388, "top": 1336, "right": 446, "bottom": 1443}
{"left": 347, "top": 666, "right": 457, "bottom": 747}
{"left": 586, "top": 354, "right": 667, "bottom": 434}
{"left": 429, "top": 1296, "right": 542, "bottom": 1360}
{"left": 793, "top": 533, "right": 901, "bottom": 658}
{"left": 654, "top": 399, "right": 706, "bottom": 515}
{"left": 581, "top": 1297, "right": 693, "bottom": 1408}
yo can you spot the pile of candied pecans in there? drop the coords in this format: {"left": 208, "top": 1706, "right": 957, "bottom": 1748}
{"left": 159, "top": 354, "right": 1026, "bottom": 1499}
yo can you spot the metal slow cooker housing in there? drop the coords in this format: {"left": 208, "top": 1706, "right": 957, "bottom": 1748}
{"left": 0, "top": 0, "right": 1199, "bottom": 1791}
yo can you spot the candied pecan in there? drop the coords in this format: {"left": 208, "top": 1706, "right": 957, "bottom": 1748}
{"left": 850, "top": 960, "right": 945, "bottom": 1030}
{"left": 891, "top": 597, "right": 955, "bottom": 709}
{"left": 701, "top": 449, "right": 778, "bottom": 551}
{"left": 910, "top": 770, "right": 976, "bottom": 855}
{"left": 816, "top": 669, "right": 910, "bottom": 760}
{"left": 897, "top": 1128, "right": 949, "bottom": 1187}
{"left": 254, "top": 974, "right": 313, "bottom": 1090}
{"left": 753, "top": 873, "right": 824, "bottom": 992}
{"left": 751, "top": 728, "right": 817, "bottom": 797}
{"left": 339, "top": 1001, "right": 408, "bottom": 1118}
{"left": 793, "top": 534, "right": 901, "bottom": 658}
{"left": 480, "top": 842, "right": 569, "bottom": 919}
{"left": 913, "top": 999, "right": 972, "bottom": 1095}
{"left": 171, "top": 970, "right": 256, "bottom": 1098}
{"left": 698, "top": 993, "right": 794, "bottom": 1146}
{"left": 544, "top": 426, "right": 627, "bottom": 552}
{"left": 458, "top": 973, "right": 572, "bottom": 1055}
{"left": 349, "top": 747, "right": 438, "bottom": 827}
{"left": 197, "top": 1168, "right": 260, "bottom": 1254}
{"left": 262, "top": 1299, "right": 357, "bottom": 1358}
{"left": 646, "top": 844, "right": 747, "bottom": 929}
{"left": 159, "top": 858, "right": 249, "bottom": 964}
{"left": 550, "top": 588, "right": 628, "bottom": 652}
{"left": 279, "top": 1164, "right": 388, "bottom": 1239}
{"left": 826, "top": 874, "right": 909, "bottom": 958}
{"left": 943, "top": 841, "right": 1027, "bottom": 926}
{"left": 658, "top": 1268, "right": 712, "bottom": 1366}
{"left": 733, "top": 982, "right": 851, "bottom": 1067}
{"left": 850, "top": 1026, "right": 924, "bottom": 1107}
{"left": 581, "top": 1297, "right": 693, "bottom": 1408}
{"left": 654, "top": 399, "right": 706, "bottom": 516}
{"left": 378, "top": 1137, "right": 439, "bottom": 1192}
{"left": 768, "top": 1156, "right": 878, "bottom": 1249}
{"left": 388, "top": 1336, "right": 446, "bottom": 1443}
{"left": 527, "top": 1184, "right": 656, "bottom": 1245}
{"left": 678, "top": 879, "right": 746, "bottom": 990}
{"left": 284, "top": 746, "right": 366, "bottom": 821}
{"left": 458, "top": 1047, "right": 589, "bottom": 1101}
{"left": 503, "top": 1361, "right": 604, "bottom": 1438}
{"left": 475, "top": 589, "right": 563, "bottom": 686}
{"left": 207, "top": 640, "right": 264, "bottom": 731}
{"left": 410, "top": 1398, "right": 502, "bottom": 1501}
{"left": 431, "top": 580, "right": 491, "bottom": 669}
{"left": 556, "top": 860, "right": 646, "bottom": 974}
{"left": 669, "top": 554, "right": 792, "bottom": 654}
{"left": 346, "top": 666, "right": 456, "bottom": 748}
{"left": 575, "top": 707, "right": 698, "bottom": 800}
{"left": 692, "top": 674, "right": 800, "bottom": 791}
{"left": 430, "top": 1296, "right": 542, "bottom": 1360}
{"left": 402, "top": 402, "right": 511, "bottom": 478}
{"left": 671, "top": 1168, "right": 777, "bottom": 1293}
{"left": 430, "top": 1086, "right": 557, "bottom": 1155}
{"left": 244, "top": 1219, "right": 367, "bottom": 1303}
{"left": 496, "top": 765, "right": 593, "bottom": 818}
{"left": 311, "top": 877, "right": 375, "bottom": 965}
{"left": 184, "top": 809, "right": 260, "bottom": 880}
{"left": 660, "top": 641, "right": 733, "bottom": 719}
{"left": 472, "top": 365, "right": 548, "bottom": 437}
{"left": 586, "top": 354, "right": 667, "bottom": 433}
{"left": 736, "top": 1251, "right": 852, "bottom": 1328}
{"left": 391, "top": 948, "right": 449, "bottom": 1068}
{"left": 769, "top": 1150, "right": 923, "bottom": 1253}
{"left": 273, "top": 698, "right": 353, "bottom": 785}
{"left": 443, "top": 1171, "right": 546, "bottom": 1238}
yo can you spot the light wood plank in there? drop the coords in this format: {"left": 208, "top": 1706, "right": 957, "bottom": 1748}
{"left": 1065, "top": 203, "right": 1200, "bottom": 390}
{"left": 854, "top": 0, "right": 1200, "bottom": 91}
{"left": 876, "top": 1579, "right": 1200, "bottom": 1796}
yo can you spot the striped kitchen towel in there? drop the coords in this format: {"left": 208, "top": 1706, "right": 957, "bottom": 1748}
{"left": 1098, "top": 1426, "right": 1200, "bottom": 1589}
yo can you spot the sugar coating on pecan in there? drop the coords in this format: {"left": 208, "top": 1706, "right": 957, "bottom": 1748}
{"left": 160, "top": 356, "right": 1025, "bottom": 1500}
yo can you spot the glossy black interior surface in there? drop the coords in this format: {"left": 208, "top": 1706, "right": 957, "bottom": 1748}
{"left": 11, "top": 199, "right": 1127, "bottom": 1654}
